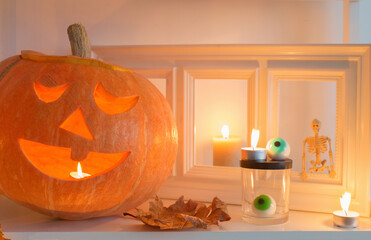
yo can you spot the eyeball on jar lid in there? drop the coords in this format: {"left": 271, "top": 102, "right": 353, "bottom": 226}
{"left": 266, "top": 137, "right": 290, "bottom": 160}
{"left": 252, "top": 194, "right": 277, "bottom": 216}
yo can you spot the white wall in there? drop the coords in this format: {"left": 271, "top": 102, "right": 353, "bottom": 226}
{"left": 195, "top": 79, "right": 247, "bottom": 166}
{"left": 279, "top": 81, "right": 336, "bottom": 173}
{"left": 0, "top": 0, "right": 346, "bottom": 58}
{"left": 359, "top": 0, "right": 371, "bottom": 43}
{"left": 0, "top": 0, "right": 16, "bottom": 60}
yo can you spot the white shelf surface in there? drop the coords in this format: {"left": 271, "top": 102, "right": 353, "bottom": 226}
{"left": 1, "top": 196, "right": 370, "bottom": 240}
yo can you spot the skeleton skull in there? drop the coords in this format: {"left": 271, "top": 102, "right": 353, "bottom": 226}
{"left": 311, "top": 119, "right": 321, "bottom": 133}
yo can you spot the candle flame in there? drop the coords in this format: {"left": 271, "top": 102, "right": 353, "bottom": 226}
{"left": 251, "top": 129, "right": 259, "bottom": 149}
{"left": 340, "top": 192, "right": 351, "bottom": 216}
{"left": 77, "top": 162, "right": 83, "bottom": 178}
{"left": 221, "top": 125, "right": 229, "bottom": 139}
{"left": 70, "top": 162, "right": 90, "bottom": 179}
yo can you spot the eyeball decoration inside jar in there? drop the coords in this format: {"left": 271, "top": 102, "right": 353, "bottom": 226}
{"left": 252, "top": 194, "right": 277, "bottom": 216}
{"left": 266, "top": 137, "right": 290, "bottom": 160}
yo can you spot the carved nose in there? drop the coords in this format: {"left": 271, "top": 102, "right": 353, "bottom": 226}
{"left": 59, "top": 107, "right": 94, "bottom": 140}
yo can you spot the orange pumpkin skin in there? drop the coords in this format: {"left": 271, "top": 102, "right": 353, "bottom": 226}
{"left": 0, "top": 52, "right": 178, "bottom": 220}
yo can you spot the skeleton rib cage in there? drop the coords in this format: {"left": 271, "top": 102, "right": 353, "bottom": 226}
{"left": 306, "top": 136, "right": 329, "bottom": 155}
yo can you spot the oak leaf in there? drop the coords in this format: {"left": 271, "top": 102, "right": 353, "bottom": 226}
{"left": 124, "top": 196, "right": 231, "bottom": 230}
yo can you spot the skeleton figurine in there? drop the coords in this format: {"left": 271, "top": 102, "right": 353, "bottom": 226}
{"left": 300, "top": 119, "right": 336, "bottom": 180}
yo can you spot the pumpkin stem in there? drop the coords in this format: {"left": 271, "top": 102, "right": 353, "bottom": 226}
{"left": 67, "top": 23, "right": 91, "bottom": 58}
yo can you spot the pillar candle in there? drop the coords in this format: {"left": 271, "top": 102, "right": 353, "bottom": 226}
{"left": 212, "top": 125, "right": 242, "bottom": 167}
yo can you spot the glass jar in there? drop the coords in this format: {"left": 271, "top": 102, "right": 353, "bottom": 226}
{"left": 240, "top": 159, "right": 292, "bottom": 225}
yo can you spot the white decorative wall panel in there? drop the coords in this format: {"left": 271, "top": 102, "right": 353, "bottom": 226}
{"left": 93, "top": 45, "right": 371, "bottom": 217}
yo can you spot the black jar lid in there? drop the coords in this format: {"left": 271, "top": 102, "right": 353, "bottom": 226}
{"left": 240, "top": 159, "right": 292, "bottom": 170}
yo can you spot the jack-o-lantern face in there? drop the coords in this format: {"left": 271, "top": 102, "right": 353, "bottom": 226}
{"left": 19, "top": 80, "right": 139, "bottom": 181}
{"left": 0, "top": 52, "right": 178, "bottom": 220}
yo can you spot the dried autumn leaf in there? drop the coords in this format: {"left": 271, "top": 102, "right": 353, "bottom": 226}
{"left": 205, "top": 197, "right": 231, "bottom": 225}
{"left": 124, "top": 196, "right": 231, "bottom": 230}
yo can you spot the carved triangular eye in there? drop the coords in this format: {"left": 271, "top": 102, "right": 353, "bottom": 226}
{"left": 34, "top": 81, "right": 69, "bottom": 103}
{"left": 94, "top": 82, "right": 139, "bottom": 115}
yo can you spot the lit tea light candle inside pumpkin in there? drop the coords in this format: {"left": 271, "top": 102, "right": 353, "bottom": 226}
{"left": 241, "top": 129, "right": 267, "bottom": 161}
{"left": 70, "top": 162, "right": 91, "bottom": 179}
{"left": 333, "top": 192, "right": 359, "bottom": 228}
{"left": 212, "top": 125, "right": 242, "bottom": 167}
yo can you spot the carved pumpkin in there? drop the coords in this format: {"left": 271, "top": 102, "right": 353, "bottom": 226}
{"left": 0, "top": 25, "right": 177, "bottom": 220}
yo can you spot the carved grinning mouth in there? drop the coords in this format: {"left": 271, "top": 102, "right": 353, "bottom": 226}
{"left": 19, "top": 138, "right": 130, "bottom": 181}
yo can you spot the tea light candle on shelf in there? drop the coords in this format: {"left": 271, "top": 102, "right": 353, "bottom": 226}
{"left": 212, "top": 125, "right": 242, "bottom": 167}
{"left": 241, "top": 129, "right": 267, "bottom": 161}
{"left": 333, "top": 192, "right": 359, "bottom": 228}
{"left": 70, "top": 162, "right": 91, "bottom": 179}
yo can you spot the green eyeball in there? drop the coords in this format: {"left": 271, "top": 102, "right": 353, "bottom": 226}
{"left": 252, "top": 194, "right": 276, "bottom": 216}
{"left": 266, "top": 137, "right": 290, "bottom": 160}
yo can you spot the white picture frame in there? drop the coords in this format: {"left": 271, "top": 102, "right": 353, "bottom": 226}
{"left": 93, "top": 45, "right": 371, "bottom": 217}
